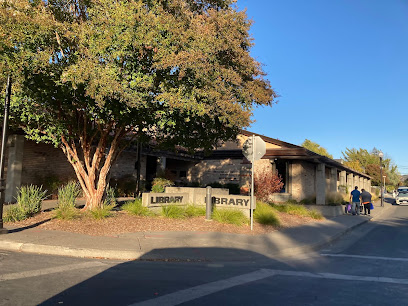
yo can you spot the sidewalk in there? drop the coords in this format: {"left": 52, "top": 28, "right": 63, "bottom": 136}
{"left": 0, "top": 200, "right": 395, "bottom": 261}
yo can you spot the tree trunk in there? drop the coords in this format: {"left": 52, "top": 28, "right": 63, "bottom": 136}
{"left": 60, "top": 125, "right": 125, "bottom": 210}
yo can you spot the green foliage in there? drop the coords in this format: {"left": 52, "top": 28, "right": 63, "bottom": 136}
{"left": 1, "top": 0, "right": 276, "bottom": 209}
{"left": 110, "top": 175, "right": 137, "bottom": 197}
{"left": 301, "top": 139, "right": 333, "bottom": 158}
{"left": 187, "top": 182, "right": 201, "bottom": 187}
{"left": 212, "top": 208, "right": 248, "bottom": 226}
{"left": 54, "top": 206, "right": 80, "bottom": 220}
{"left": 57, "top": 181, "right": 81, "bottom": 207}
{"left": 254, "top": 202, "right": 280, "bottom": 226}
{"left": 273, "top": 203, "right": 323, "bottom": 220}
{"left": 4, "top": 205, "right": 26, "bottom": 222}
{"left": 326, "top": 192, "right": 346, "bottom": 205}
{"left": 342, "top": 148, "right": 400, "bottom": 187}
{"left": 151, "top": 178, "right": 174, "bottom": 193}
{"left": 185, "top": 204, "right": 206, "bottom": 217}
{"left": 161, "top": 205, "right": 186, "bottom": 219}
{"left": 54, "top": 181, "right": 81, "bottom": 220}
{"left": 16, "top": 185, "right": 47, "bottom": 217}
{"left": 4, "top": 185, "right": 48, "bottom": 222}
{"left": 38, "top": 175, "right": 65, "bottom": 198}
{"left": 105, "top": 186, "right": 117, "bottom": 206}
{"left": 299, "top": 196, "right": 316, "bottom": 205}
{"left": 308, "top": 210, "right": 324, "bottom": 219}
{"left": 122, "top": 199, "right": 152, "bottom": 216}
{"left": 89, "top": 203, "right": 115, "bottom": 220}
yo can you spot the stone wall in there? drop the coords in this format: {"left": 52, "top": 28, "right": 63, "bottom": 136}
{"left": 290, "top": 161, "right": 316, "bottom": 202}
{"left": 21, "top": 140, "right": 76, "bottom": 186}
{"left": 21, "top": 140, "right": 141, "bottom": 186}
{"left": 188, "top": 159, "right": 246, "bottom": 186}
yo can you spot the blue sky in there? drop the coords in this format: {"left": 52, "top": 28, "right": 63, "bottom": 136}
{"left": 236, "top": 0, "right": 408, "bottom": 174}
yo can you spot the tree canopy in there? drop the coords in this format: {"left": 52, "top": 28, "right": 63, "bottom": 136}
{"left": 0, "top": 0, "right": 276, "bottom": 208}
{"left": 342, "top": 148, "right": 400, "bottom": 187}
{"left": 300, "top": 139, "right": 333, "bottom": 159}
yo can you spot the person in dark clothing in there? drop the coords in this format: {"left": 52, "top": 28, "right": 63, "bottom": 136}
{"left": 360, "top": 189, "right": 372, "bottom": 215}
{"left": 350, "top": 186, "right": 361, "bottom": 215}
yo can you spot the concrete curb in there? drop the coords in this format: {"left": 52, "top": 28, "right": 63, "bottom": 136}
{"left": 0, "top": 240, "right": 144, "bottom": 261}
{"left": 0, "top": 220, "right": 370, "bottom": 261}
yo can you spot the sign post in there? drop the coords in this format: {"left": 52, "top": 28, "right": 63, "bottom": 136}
{"left": 243, "top": 135, "right": 266, "bottom": 230}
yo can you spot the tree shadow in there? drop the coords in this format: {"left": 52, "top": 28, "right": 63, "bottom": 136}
{"left": 39, "top": 247, "right": 290, "bottom": 306}
{"left": 7, "top": 218, "right": 52, "bottom": 233}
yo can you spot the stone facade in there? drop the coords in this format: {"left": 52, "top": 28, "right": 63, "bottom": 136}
{"left": 290, "top": 161, "right": 316, "bottom": 202}
{"left": 2, "top": 131, "right": 372, "bottom": 208}
{"left": 188, "top": 159, "right": 247, "bottom": 186}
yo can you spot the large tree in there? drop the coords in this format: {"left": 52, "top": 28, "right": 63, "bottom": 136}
{"left": 0, "top": 0, "right": 276, "bottom": 209}
{"left": 301, "top": 139, "right": 333, "bottom": 159}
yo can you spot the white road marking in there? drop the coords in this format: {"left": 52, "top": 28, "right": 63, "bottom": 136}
{"left": 0, "top": 261, "right": 107, "bottom": 281}
{"left": 130, "top": 269, "right": 277, "bottom": 306}
{"left": 321, "top": 253, "right": 408, "bottom": 262}
{"left": 131, "top": 268, "right": 408, "bottom": 306}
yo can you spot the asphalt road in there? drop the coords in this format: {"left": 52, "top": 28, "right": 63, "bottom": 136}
{"left": 1, "top": 204, "right": 408, "bottom": 306}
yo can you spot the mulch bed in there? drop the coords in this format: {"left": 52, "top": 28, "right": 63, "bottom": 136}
{"left": 5, "top": 210, "right": 322, "bottom": 236}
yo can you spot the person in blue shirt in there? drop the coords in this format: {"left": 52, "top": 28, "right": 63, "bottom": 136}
{"left": 349, "top": 186, "right": 361, "bottom": 215}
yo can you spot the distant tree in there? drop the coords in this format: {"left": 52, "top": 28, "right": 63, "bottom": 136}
{"left": 342, "top": 147, "right": 400, "bottom": 186}
{"left": 343, "top": 160, "right": 364, "bottom": 173}
{"left": 1, "top": 0, "right": 277, "bottom": 209}
{"left": 301, "top": 139, "right": 333, "bottom": 158}
{"left": 342, "top": 148, "right": 379, "bottom": 171}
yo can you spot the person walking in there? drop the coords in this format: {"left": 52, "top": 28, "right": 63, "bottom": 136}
{"left": 349, "top": 186, "right": 361, "bottom": 215}
{"left": 360, "top": 189, "right": 372, "bottom": 215}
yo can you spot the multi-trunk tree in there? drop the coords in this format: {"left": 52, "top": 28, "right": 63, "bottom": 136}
{"left": 0, "top": 0, "right": 277, "bottom": 209}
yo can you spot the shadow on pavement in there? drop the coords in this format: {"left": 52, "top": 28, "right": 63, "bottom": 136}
{"left": 39, "top": 247, "right": 291, "bottom": 306}
{"left": 7, "top": 218, "right": 52, "bottom": 233}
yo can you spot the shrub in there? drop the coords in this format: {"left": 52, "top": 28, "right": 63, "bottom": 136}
{"left": 187, "top": 181, "right": 201, "bottom": 187}
{"left": 207, "top": 182, "right": 223, "bottom": 189}
{"left": 308, "top": 210, "right": 324, "bottom": 220}
{"left": 122, "top": 199, "right": 152, "bottom": 216}
{"left": 54, "top": 181, "right": 81, "bottom": 220}
{"left": 273, "top": 203, "right": 323, "bottom": 220}
{"left": 299, "top": 196, "right": 316, "bottom": 205}
{"left": 4, "top": 185, "right": 48, "bottom": 222}
{"left": 54, "top": 206, "right": 80, "bottom": 220}
{"left": 185, "top": 204, "right": 206, "bottom": 217}
{"left": 212, "top": 208, "right": 248, "bottom": 226}
{"left": 16, "top": 185, "right": 47, "bottom": 217}
{"left": 151, "top": 178, "right": 174, "bottom": 193}
{"left": 89, "top": 203, "right": 115, "bottom": 219}
{"left": 326, "top": 192, "right": 346, "bottom": 205}
{"left": 161, "top": 204, "right": 186, "bottom": 218}
{"left": 109, "top": 175, "right": 137, "bottom": 197}
{"left": 4, "top": 205, "right": 26, "bottom": 222}
{"left": 36, "top": 175, "right": 65, "bottom": 199}
{"left": 58, "top": 181, "right": 81, "bottom": 207}
{"left": 254, "top": 202, "right": 280, "bottom": 226}
{"left": 254, "top": 169, "right": 284, "bottom": 202}
{"left": 105, "top": 186, "right": 117, "bottom": 206}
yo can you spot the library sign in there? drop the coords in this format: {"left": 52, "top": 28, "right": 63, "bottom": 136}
{"left": 142, "top": 193, "right": 254, "bottom": 210}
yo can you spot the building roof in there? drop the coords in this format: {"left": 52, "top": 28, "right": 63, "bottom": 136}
{"left": 208, "top": 130, "right": 371, "bottom": 179}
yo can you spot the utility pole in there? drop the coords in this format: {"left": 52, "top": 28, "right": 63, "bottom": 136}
{"left": 0, "top": 75, "right": 11, "bottom": 234}
{"left": 379, "top": 151, "right": 384, "bottom": 207}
